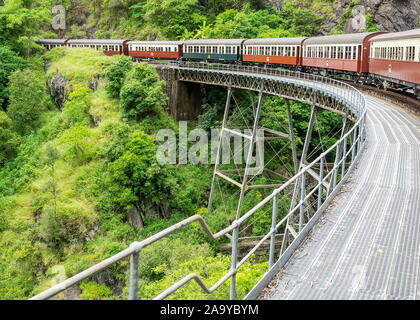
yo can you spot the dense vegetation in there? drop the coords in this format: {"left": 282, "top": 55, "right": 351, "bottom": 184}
{"left": 0, "top": 0, "right": 346, "bottom": 300}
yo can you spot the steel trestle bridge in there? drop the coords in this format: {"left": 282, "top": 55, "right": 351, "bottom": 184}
{"left": 31, "top": 61, "right": 399, "bottom": 301}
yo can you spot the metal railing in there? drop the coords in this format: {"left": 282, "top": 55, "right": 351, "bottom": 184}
{"left": 30, "top": 62, "right": 367, "bottom": 301}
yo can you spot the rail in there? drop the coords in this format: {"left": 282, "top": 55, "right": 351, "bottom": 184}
{"left": 30, "top": 62, "right": 367, "bottom": 300}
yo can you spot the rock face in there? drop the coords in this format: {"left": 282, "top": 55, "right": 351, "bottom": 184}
{"left": 338, "top": 0, "right": 420, "bottom": 32}
{"left": 344, "top": 5, "right": 367, "bottom": 33}
{"left": 48, "top": 73, "right": 69, "bottom": 111}
{"left": 266, "top": 0, "right": 419, "bottom": 33}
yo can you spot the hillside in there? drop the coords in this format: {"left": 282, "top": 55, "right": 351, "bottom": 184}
{"left": 61, "top": 0, "right": 419, "bottom": 40}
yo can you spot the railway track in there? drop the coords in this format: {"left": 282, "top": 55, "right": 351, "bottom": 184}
{"left": 343, "top": 81, "right": 420, "bottom": 116}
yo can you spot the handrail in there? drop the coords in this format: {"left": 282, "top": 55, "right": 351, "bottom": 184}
{"left": 30, "top": 215, "right": 235, "bottom": 300}
{"left": 31, "top": 62, "right": 367, "bottom": 301}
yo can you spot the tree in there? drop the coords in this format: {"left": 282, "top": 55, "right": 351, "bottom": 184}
{"left": 105, "top": 130, "right": 179, "bottom": 228}
{"left": 0, "top": 0, "right": 52, "bottom": 56}
{"left": 105, "top": 56, "right": 133, "bottom": 99}
{"left": 0, "top": 47, "right": 27, "bottom": 111}
{"left": 143, "top": 0, "right": 204, "bottom": 39}
{"left": 0, "top": 111, "right": 20, "bottom": 165}
{"left": 120, "top": 63, "right": 167, "bottom": 121}
{"left": 7, "top": 69, "right": 48, "bottom": 135}
{"left": 42, "top": 144, "right": 60, "bottom": 219}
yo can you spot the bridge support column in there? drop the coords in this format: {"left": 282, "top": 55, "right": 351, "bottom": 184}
{"left": 235, "top": 92, "right": 264, "bottom": 220}
{"left": 281, "top": 105, "right": 317, "bottom": 253}
{"left": 208, "top": 87, "right": 232, "bottom": 213}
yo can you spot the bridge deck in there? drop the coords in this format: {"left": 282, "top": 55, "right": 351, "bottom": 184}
{"left": 265, "top": 95, "right": 420, "bottom": 300}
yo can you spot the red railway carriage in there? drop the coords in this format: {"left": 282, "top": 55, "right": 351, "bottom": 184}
{"left": 243, "top": 37, "right": 307, "bottom": 66}
{"left": 302, "top": 32, "right": 384, "bottom": 75}
{"left": 368, "top": 29, "right": 420, "bottom": 95}
{"left": 128, "top": 41, "right": 183, "bottom": 60}
{"left": 66, "top": 39, "right": 130, "bottom": 56}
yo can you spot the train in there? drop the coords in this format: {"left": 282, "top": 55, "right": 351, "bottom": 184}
{"left": 38, "top": 29, "right": 420, "bottom": 98}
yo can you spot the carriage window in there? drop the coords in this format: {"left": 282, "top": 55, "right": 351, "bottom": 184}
{"left": 337, "top": 47, "right": 343, "bottom": 59}
{"left": 406, "top": 46, "right": 415, "bottom": 61}
{"left": 345, "top": 46, "right": 351, "bottom": 60}
{"left": 352, "top": 46, "right": 357, "bottom": 60}
{"left": 332, "top": 46, "right": 337, "bottom": 59}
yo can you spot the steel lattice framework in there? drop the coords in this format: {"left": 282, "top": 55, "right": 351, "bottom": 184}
{"left": 172, "top": 62, "right": 363, "bottom": 122}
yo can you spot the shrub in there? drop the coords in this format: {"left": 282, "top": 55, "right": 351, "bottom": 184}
{"left": 38, "top": 208, "right": 67, "bottom": 248}
{"left": 105, "top": 56, "right": 133, "bottom": 99}
{"left": 120, "top": 63, "right": 167, "bottom": 121}
{"left": 0, "top": 111, "right": 21, "bottom": 164}
{"left": 58, "top": 125, "right": 100, "bottom": 165}
{"left": 80, "top": 281, "right": 114, "bottom": 300}
{"left": 61, "top": 86, "right": 93, "bottom": 129}
{"left": 0, "top": 47, "right": 27, "bottom": 110}
{"left": 7, "top": 69, "right": 49, "bottom": 135}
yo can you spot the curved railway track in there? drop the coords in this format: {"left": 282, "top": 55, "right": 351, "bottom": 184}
{"left": 343, "top": 81, "right": 420, "bottom": 116}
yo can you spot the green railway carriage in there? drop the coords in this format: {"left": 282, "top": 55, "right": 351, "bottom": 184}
{"left": 183, "top": 39, "right": 246, "bottom": 62}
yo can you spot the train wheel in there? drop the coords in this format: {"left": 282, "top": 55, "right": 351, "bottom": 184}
{"left": 415, "top": 88, "right": 420, "bottom": 99}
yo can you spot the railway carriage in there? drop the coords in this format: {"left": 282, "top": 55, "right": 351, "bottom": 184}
{"left": 66, "top": 39, "right": 130, "bottom": 56}
{"left": 183, "top": 39, "right": 246, "bottom": 62}
{"left": 128, "top": 41, "right": 183, "bottom": 60}
{"left": 37, "top": 39, "right": 69, "bottom": 50}
{"left": 243, "top": 37, "right": 307, "bottom": 67}
{"left": 368, "top": 29, "right": 420, "bottom": 97}
{"left": 302, "top": 32, "right": 384, "bottom": 79}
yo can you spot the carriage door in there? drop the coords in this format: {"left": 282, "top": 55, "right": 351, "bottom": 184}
{"left": 357, "top": 45, "right": 362, "bottom": 73}
{"left": 297, "top": 46, "right": 300, "bottom": 65}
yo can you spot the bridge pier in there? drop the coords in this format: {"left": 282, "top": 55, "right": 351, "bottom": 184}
{"left": 154, "top": 65, "right": 204, "bottom": 121}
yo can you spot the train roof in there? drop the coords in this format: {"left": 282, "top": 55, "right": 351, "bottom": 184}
{"left": 37, "top": 39, "right": 68, "bottom": 44}
{"left": 67, "top": 39, "right": 128, "bottom": 44}
{"left": 369, "top": 29, "right": 420, "bottom": 42}
{"left": 303, "top": 32, "right": 384, "bottom": 45}
{"left": 127, "top": 41, "right": 183, "bottom": 45}
{"left": 184, "top": 39, "right": 245, "bottom": 45}
{"left": 244, "top": 37, "right": 307, "bottom": 46}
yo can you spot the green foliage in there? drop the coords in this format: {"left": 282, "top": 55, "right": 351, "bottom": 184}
{"left": 0, "top": 0, "right": 52, "bottom": 56}
{"left": 38, "top": 208, "right": 66, "bottom": 247}
{"left": 105, "top": 56, "right": 133, "bottom": 99}
{"left": 0, "top": 46, "right": 27, "bottom": 110}
{"left": 120, "top": 63, "right": 167, "bottom": 121}
{"left": 80, "top": 281, "right": 114, "bottom": 300}
{"left": 61, "top": 86, "right": 93, "bottom": 128}
{"left": 0, "top": 111, "right": 21, "bottom": 164}
{"left": 142, "top": 0, "right": 204, "bottom": 40}
{"left": 44, "top": 47, "right": 119, "bottom": 88}
{"left": 366, "top": 13, "right": 380, "bottom": 32}
{"left": 105, "top": 130, "right": 178, "bottom": 218}
{"left": 188, "top": 2, "right": 324, "bottom": 40}
{"left": 7, "top": 68, "right": 49, "bottom": 135}
{"left": 42, "top": 143, "right": 60, "bottom": 168}
{"left": 139, "top": 253, "right": 268, "bottom": 300}
{"left": 58, "top": 125, "right": 100, "bottom": 165}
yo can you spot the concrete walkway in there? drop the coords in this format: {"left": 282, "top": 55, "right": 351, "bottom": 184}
{"left": 266, "top": 95, "right": 420, "bottom": 300}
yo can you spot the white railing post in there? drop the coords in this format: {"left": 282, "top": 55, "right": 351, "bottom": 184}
{"left": 269, "top": 194, "right": 279, "bottom": 269}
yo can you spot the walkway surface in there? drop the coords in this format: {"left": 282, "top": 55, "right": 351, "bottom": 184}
{"left": 266, "top": 94, "right": 420, "bottom": 300}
